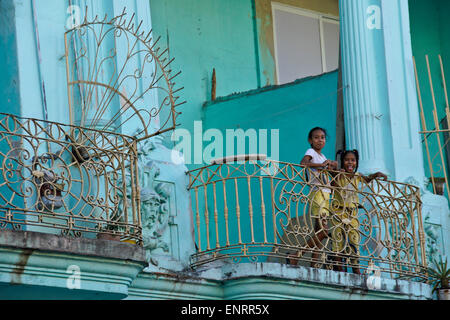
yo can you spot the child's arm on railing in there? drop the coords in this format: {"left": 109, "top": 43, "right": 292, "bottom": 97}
{"left": 362, "top": 172, "right": 388, "bottom": 183}
{"left": 300, "top": 155, "right": 338, "bottom": 170}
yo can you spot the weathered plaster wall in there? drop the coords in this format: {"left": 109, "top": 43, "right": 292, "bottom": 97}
{"left": 272, "top": 0, "right": 339, "bottom": 16}
{"left": 149, "top": 0, "right": 260, "bottom": 153}
{"left": 438, "top": 1, "right": 450, "bottom": 83}
{"left": 0, "top": 0, "right": 20, "bottom": 116}
{"left": 150, "top": 0, "right": 340, "bottom": 168}
{"left": 0, "top": 230, "right": 146, "bottom": 300}
{"left": 409, "top": 0, "right": 450, "bottom": 185}
{"left": 0, "top": 0, "right": 24, "bottom": 229}
{"left": 127, "top": 263, "right": 432, "bottom": 300}
{"left": 203, "top": 71, "right": 339, "bottom": 165}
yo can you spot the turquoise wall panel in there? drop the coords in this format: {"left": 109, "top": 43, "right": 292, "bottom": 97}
{"left": 30, "top": 0, "right": 71, "bottom": 125}
{"left": 149, "top": 0, "right": 260, "bottom": 150}
{"left": 203, "top": 71, "right": 339, "bottom": 164}
{"left": 0, "top": 0, "right": 24, "bottom": 230}
{"left": 409, "top": 0, "right": 450, "bottom": 193}
{"left": 0, "top": 0, "right": 20, "bottom": 116}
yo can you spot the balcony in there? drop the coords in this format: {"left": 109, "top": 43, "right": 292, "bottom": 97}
{"left": 0, "top": 113, "right": 141, "bottom": 243}
{"left": 187, "top": 157, "right": 428, "bottom": 282}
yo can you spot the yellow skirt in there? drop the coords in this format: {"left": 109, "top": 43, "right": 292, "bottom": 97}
{"left": 310, "top": 189, "right": 331, "bottom": 218}
{"left": 331, "top": 206, "right": 360, "bottom": 254}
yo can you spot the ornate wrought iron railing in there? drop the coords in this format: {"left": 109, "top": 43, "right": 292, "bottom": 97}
{"left": 64, "top": 8, "right": 184, "bottom": 142}
{"left": 0, "top": 113, "right": 141, "bottom": 243}
{"left": 187, "top": 158, "right": 428, "bottom": 281}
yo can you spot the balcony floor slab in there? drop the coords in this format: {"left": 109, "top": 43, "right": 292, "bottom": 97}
{"left": 0, "top": 230, "right": 147, "bottom": 300}
{"left": 127, "top": 261, "right": 433, "bottom": 300}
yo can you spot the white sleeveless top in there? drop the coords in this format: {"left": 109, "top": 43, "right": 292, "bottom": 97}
{"left": 304, "top": 148, "right": 331, "bottom": 193}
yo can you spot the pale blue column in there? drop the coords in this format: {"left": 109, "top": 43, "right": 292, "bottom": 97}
{"left": 13, "top": 0, "right": 45, "bottom": 121}
{"left": 380, "top": 0, "right": 427, "bottom": 185}
{"left": 339, "top": 0, "right": 393, "bottom": 176}
{"left": 340, "top": 0, "right": 429, "bottom": 184}
{"left": 340, "top": 0, "right": 450, "bottom": 261}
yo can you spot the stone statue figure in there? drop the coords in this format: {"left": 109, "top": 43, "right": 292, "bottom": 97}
{"left": 117, "top": 132, "right": 173, "bottom": 262}
{"left": 140, "top": 185, "right": 170, "bottom": 254}
{"left": 134, "top": 133, "right": 173, "bottom": 255}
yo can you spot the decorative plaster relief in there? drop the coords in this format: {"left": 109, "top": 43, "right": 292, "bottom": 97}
{"left": 121, "top": 136, "right": 174, "bottom": 263}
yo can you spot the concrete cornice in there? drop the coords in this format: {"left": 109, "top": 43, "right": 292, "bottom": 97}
{"left": 0, "top": 230, "right": 147, "bottom": 299}
{"left": 0, "top": 229, "right": 146, "bottom": 262}
{"left": 127, "top": 261, "right": 433, "bottom": 300}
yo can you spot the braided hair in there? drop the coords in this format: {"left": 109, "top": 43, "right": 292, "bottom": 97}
{"left": 336, "top": 149, "right": 360, "bottom": 172}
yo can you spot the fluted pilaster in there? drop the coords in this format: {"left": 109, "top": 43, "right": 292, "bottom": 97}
{"left": 339, "top": 0, "right": 393, "bottom": 175}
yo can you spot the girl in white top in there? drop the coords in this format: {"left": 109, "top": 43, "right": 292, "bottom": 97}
{"left": 301, "top": 127, "right": 338, "bottom": 176}
{"left": 290, "top": 127, "right": 338, "bottom": 267}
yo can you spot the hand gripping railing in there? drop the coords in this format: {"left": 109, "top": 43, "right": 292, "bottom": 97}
{"left": 187, "top": 157, "right": 428, "bottom": 281}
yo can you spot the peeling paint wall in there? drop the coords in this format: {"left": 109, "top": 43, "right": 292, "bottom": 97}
{"left": 150, "top": 0, "right": 340, "bottom": 167}
{"left": 409, "top": 0, "right": 450, "bottom": 260}
{"left": 409, "top": 0, "right": 450, "bottom": 188}
{"left": 0, "top": 0, "right": 20, "bottom": 116}
{"left": 0, "top": 0, "right": 25, "bottom": 228}
{"left": 150, "top": 0, "right": 260, "bottom": 154}
{"left": 203, "top": 71, "right": 339, "bottom": 164}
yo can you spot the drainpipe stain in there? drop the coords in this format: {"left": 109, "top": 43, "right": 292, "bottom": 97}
{"left": 10, "top": 249, "right": 34, "bottom": 285}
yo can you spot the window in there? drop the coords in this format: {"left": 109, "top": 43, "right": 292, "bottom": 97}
{"left": 272, "top": 3, "right": 340, "bottom": 85}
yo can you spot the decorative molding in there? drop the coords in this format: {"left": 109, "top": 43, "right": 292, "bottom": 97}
{"left": 128, "top": 263, "right": 432, "bottom": 300}
{"left": 125, "top": 137, "right": 176, "bottom": 264}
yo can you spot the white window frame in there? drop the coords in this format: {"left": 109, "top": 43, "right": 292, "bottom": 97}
{"left": 272, "top": 2, "right": 340, "bottom": 84}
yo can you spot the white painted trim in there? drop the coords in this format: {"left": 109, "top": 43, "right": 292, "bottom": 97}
{"left": 271, "top": 2, "right": 339, "bottom": 84}
{"left": 321, "top": 17, "right": 340, "bottom": 73}
{"left": 272, "top": 4, "right": 281, "bottom": 85}
{"left": 319, "top": 17, "right": 326, "bottom": 73}
{"left": 322, "top": 17, "right": 340, "bottom": 25}
{"left": 271, "top": 2, "right": 339, "bottom": 22}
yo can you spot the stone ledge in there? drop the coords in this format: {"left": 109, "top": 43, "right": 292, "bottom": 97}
{"left": 127, "top": 261, "right": 433, "bottom": 300}
{"left": 0, "top": 229, "right": 148, "bottom": 299}
{"left": 0, "top": 229, "right": 146, "bottom": 263}
{"left": 205, "top": 262, "right": 433, "bottom": 300}
{"left": 203, "top": 70, "right": 338, "bottom": 108}
{"left": 0, "top": 246, "right": 146, "bottom": 299}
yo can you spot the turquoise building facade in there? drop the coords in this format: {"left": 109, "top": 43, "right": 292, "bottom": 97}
{"left": 0, "top": 0, "right": 448, "bottom": 300}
